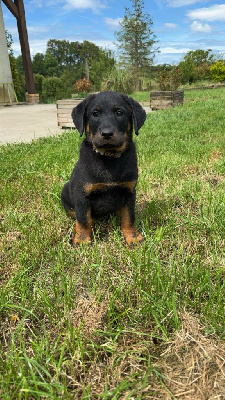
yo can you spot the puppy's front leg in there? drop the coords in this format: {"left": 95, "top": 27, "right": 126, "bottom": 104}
{"left": 70, "top": 201, "right": 92, "bottom": 246}
{"left": 120, "top": 196, "right": 143, "bottom": 246}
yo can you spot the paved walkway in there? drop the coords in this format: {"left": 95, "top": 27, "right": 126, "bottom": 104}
{"left": 0, "top": 103, "right": 151, "bottom": 145}
{"left": 0, "top": 103, "right": 62, "bottom": 145}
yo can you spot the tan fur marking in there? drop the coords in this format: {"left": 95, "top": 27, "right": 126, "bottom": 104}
{"left": 84, "top": 182, "right": 110, "bottom": 195}
{"left": 114, "top": 141, "right": 127, "bottom": 153}
{"left": 84, "top": 180, "right": 137, "bottom": 195}
{"left": 71, "top": 207, "right": 92, "bottom": 245}
{"left": 123, "top": 180, "right": 136, "bottom": 192}
{"left": 120, "top": 206, "right": 143, "bottom": 246}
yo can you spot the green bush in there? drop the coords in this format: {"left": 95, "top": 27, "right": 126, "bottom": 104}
{"left": 193, "top": 63, "right": 211, "bottom": 82}
{"left": 41, "top": 77, "right": 70, "bottom": 102}
{"left": 210, "top": 61, "right": 225, "bottom": 82}
{"left": 34, "top": 74, "right": 44, "bottom": 95}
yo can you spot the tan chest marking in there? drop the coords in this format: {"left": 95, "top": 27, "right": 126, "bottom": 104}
{"left": 84, "top": 180, "right": 137, "bottom": 195}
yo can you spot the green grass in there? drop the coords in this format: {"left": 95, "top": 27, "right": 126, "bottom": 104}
{"left": 132, "top": 82, "right": 225, "bottom": 103}
{"left": 0, "top": 88, "right": 225, "bottom": 399}
{"left": 130, "top": 91, "right": 151, "bottom": 102}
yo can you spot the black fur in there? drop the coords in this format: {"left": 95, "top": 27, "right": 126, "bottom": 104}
{"left": 61, "top": 91, "right": 146, "bottom": 245}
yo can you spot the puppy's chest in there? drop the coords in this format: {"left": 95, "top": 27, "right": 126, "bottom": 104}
{"left": 91, "top": 155, "right": 135, "bottom": 181}
{"left": 84, "top": 163, "right": 137, "bottom": 196}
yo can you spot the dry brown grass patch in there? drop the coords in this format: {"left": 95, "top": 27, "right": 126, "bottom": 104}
{"left": 70, "top": 294, "right": 109, "bottom": 336}
{"left": 62, "top": 311, "right": 225, "bottom": 399}
{"left": 159, "top": 313, "right": 225, "bottom": 399}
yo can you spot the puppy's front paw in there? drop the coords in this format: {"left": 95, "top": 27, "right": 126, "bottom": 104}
{"left": 70, "top": 231, "right": 91, "bottom": 247}
{"left": 124, "top": 230, "right": 145, "bottom": 248}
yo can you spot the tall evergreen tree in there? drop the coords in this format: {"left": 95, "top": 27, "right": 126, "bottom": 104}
{"left": 115, "top": 0, "right": 158, "bottom": 90}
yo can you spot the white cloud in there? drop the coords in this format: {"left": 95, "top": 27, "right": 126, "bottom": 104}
{"left": 28, "top": 26, "right": 50, "bottom": 34}
{"left": 161, "top": 46, "right": 192, "bottom": 53}
{"left": 4, "top": 25, "right": 18, "bottom": 35}
{"left": 88, "top": 39, "right": 116, "bottom": 50}
{"left": 12, "top": 39, "right": 49, "bottom": 56}
{"left": 164, "top": 23, "right": 177, "bottom": 28}
{"left": 29, "top": 0, "right": 44, "bottom": 7}
{"left": 167, "top": 0, "right": 205, "bottom": 7}
{"left": 104, "top": 17, "right": 123, "bottom": 29}
{"left": 30, "top": 0, "right": 62, "bottom": 6}
{"left": 187, "top": 4, "right": 225, "bottom": 21}
{"left": 63, "top": 0, "right": 106, "bottom": 12}
{"left": 190, "top": 21, "right": 211, "bottom": 32}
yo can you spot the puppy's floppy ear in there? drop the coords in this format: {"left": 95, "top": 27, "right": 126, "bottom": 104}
{"left": 71, "top": 94, "right": 94, "bottom": 136}
{"left": 125, "top": 96, "right": 146, "bottom": 135}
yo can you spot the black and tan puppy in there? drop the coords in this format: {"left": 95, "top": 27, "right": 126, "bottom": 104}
{"left": 61, "top": 91, "right": 146, "bottom": 246}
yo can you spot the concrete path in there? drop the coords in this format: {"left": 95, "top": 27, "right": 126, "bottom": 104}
{"left": 0, "top": 103, "right": 62, "bottom": 145}
{"left": 0, "top": 103, "right": 151, "bottom": 145}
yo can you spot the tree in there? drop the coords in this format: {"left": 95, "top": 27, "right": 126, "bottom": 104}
{"left": 183, "top": 49, "right": 214, "bottom": 66}
{"left": 46, "top": 39, "right": 115, "bottom": 90}
{"left": 43, "top": 53, "right": 60, "bottom": 77}
{"left": 32, "top": 52, "right": 45, "bottom": 75}
{"left": 115, "top": 0, "right": 158, "bottom": 91}
{"left": 46, "top": 39, "right": 81, "bottom": 72}
{"left": 178, "top": 49, "right": 215, "bottom": 84}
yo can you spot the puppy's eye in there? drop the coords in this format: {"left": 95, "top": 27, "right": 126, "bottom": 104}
{"left": 92, "top": 111, "right": 99, "bottom": 117}
{"left": 116, "top": 110, "right": 123, "bottom": 116}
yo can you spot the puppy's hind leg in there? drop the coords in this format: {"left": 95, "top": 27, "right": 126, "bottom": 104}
{"left": 61, "top": 182, "right": 76, "bottom": 219}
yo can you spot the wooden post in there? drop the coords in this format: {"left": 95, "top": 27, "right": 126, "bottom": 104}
{"left": 2, "top": 0, "right": 36, "bottom": 94}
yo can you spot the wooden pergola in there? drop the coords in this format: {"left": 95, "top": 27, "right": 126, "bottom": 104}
{"left": 2, "top": 0, "right": 35, "bottom": 94}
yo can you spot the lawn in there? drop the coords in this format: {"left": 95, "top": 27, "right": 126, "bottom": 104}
{"left": 0, "top": 88, "right": 225, "bottom": 399}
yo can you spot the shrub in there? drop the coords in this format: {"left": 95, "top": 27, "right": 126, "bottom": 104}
{"left": 156, "top": 66, "right": 183, "bottom": 91}
{"left": 34, "top": 74, "right": 44, "bottom": 95}
{"left": 210, "top": 61, "right": 225, "bottom": 82}
{"left": 102, "top": 68, "right": 135, "bottom": 94}
{"left": 193, "top": 62, "right": 211, "bottom": 82}
{"left": 73, "top": 78, "right": 92, "bottom": 93}
{"left": 41, "top": 77, "right": 69, "bottom": 102}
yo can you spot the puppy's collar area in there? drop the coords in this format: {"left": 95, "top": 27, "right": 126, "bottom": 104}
{"left": 94, "top": 148, "right": 123, "bottom": 158}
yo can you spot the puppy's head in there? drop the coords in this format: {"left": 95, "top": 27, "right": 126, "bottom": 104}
{"left": 71, "top": 91, "right": 146, "bottom": 155}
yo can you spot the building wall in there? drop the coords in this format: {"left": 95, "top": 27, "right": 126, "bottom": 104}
{"left": 0, "top": 0, "right": 16, "bottom": 103}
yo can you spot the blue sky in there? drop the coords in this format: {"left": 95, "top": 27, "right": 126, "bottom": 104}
{"left": 2, "top": 0, "right": 225, "bottom": 65}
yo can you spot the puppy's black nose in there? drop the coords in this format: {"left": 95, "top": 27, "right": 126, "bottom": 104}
{"left": 101, "top": 130, "right": 113, "bottom": 139}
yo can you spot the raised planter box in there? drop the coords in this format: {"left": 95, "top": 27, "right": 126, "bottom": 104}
{"left": 150, "top": 90, "right": 184, "bottom": 110}
{"left": 56, "top": 98, "right": 83, "bottom": 128}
